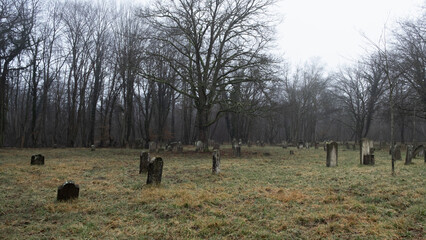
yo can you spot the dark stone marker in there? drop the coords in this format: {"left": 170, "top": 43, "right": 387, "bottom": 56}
{"left": 363, "top": 155, "right": 375, "bottom": 165}
{"left": 315, "top": 143, "right": 319, "bottom": 149}
{"left": 413, "top": 145, "right": 423, "bottom": 158}
{"left": 147, "top": 157, "right": 163, "bottom": 185}
{"left": 393, "top": 144, "right": 401, "bottom": 161}
{"left": 326, "top": 141, "right": 338, "bottom": 167}
{"left": 139, "top": 151, "right": 150, "bottom": 174}
{"left": 31, "top": 154, "right": 45, "bottom": 165}
{"left": 405, "top": 145, "right": 413, "bottom": 165}
{"left": 212, "top": 150, "right": 220, "bottom": 174}
{"left": 57, "top": 181, "right": 79, "bottom": 201}
{"left": 290, "top": 150, "right": 294, "bottom": 155}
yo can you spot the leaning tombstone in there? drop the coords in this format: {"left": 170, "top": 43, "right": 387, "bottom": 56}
{"left": 405, "top": 145, "right": 413, "bottom": 165}
{"left": 147, "top": 157, "right": 163, "bottom": 185}
{"left": 139, "top": 151, "right": 150, "bottom": 174}
{"left": 57, "top": 181, "right": 79, "bottom": 201}
{"left": 326, "top": 141, "right": 338, "bottom": 167}
{"left": 31, "top": 154, "right": 45, "bottom": 165}
{"left": 212, "top": 150, "right": 220, "bottom": 174}
{"left": 413, "top": 145, "right": 423, "bottom": 158}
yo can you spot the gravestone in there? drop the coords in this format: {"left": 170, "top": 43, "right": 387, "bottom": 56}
{"left": 57, "top": 181, "right": 79, "bottom": 201}
{"left": 326, "top": 141, "right": 338, "bottom": 167}
{"left": 149, "top": 141, "right": 157, "bottom": 153}
{"left": 195, "top": 140, "right": 203, "bottom": 152}
{"left": 393, "top": 144, "right": 401, "bottom": 161}
{"left": 345, "top": 142, "right": 350, "bottom": 150}
{"left": 405, "top": 145, "right": 413, "bottom": 165}
{"left": 147, "top": 157, "right": 163, "bottom": 184}
{"left": 315, "top": 142, "right": 319, "bottom": 149}
{"left": 247, "top": 140, "right": 252, "bottom": 147}
{"left": 260, "top": 141, "right": 265, "bottom": 147}
{"left": 298, "top": 141, "right": 304, "bottom": 149}
{"left": 139, "top": 151, "right": 150, "bottom": 174}
{"left": 232, "top": 138, "right": 237, "bottom": 150}
{"left": 290, "top": 150, "right": 294, "bottom": 155}
{"left": 212, "top": 150, "right": 220, "bottom": 174}
{"left": 91, "top": 145, "right": 95, "bottom": 151}
{"left": 413, "top": 145, "right": 423, "bottom": 158}
{"left": 31, "top": 154, "right": 45, "bottom": 165}
{"left": 304, "top": 142, "right": 310, "bottom": 149}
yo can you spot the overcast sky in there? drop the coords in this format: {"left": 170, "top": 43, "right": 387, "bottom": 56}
{"left": 274, "top": 0, "right": 425, "bottom": 71}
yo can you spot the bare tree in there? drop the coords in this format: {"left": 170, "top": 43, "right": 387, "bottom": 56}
{"left": 140, "top": 0, "right": 276, "bottom": 150}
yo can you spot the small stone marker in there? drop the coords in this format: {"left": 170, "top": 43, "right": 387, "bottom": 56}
{"left": 147, "top": 157, "right": 163, "bottom": 184}
{"left": 393, "top": 144, "right": 401, "bottom": 161}
{"left": 290, "top": 150, "right": 294, "bottom": 155}
{"left": 315, "top": 143, "right": 319, "bottom": 149}
{"left": 405, "top": 145, "right": 413, "bottom": 165}
{"left": 91, "top": 145, "right": 95, "bottom": 151}
{"left": 326, "top": 141, "right": 338, "bottom": 167}
{"left": 212, "top": 150, "right": 220, "bottom": 174}
{"left": 31, "top": 154, "right": 45, "bottom": 165}
{"left": 57, "top": 181, "right": 79, "bottom": 201}
{"left": 139, "top": 151, "right": 150, "bottom": 174}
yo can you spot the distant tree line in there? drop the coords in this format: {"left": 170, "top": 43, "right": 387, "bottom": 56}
{"left": 0, "top": 0, "right": 425, "bottom": 148}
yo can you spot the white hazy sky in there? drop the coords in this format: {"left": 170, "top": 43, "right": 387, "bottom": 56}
{"left": 274, "top": 0, "right": 425, "bottom": 71}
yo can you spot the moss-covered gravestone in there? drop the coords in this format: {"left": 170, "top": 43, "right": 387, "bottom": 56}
{"left": 212, "top": 150, "right": 220, "bottom": 174}
{"left": 326, "top": 142, "right": 338, "bottom": 167}
{"left": 57, "top": 181, "right": 79, "bottom": 201}
{"left": 139, "top": 151, "right": 150, "bottom": 174}
{"left": 31, "top": 154, "right": 44, "bottom": 165}
{"left": 393, "top": 144, "right": 401, "bottom": 161}
{"left": 147, "top": 157, "right": 163, "bottom": 184}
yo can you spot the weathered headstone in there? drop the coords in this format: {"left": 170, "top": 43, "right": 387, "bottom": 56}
{"left": 413, "top": 145, "right": 424, "bottom": 158}
{"left": 326, "top": 141, "right": 338, "bottom": 167}
{"left": 290, "top": 150, "right": 294, "bottom": 155}
{"left": 361, "top": 138, "right": 371, "bottom": 165}
{"left": 147, "top": 157, "right": 163, "bottom": 184}
{"left": 149, "top": 141, "right": 157, "bottom": 153}
{"left": 298, "top": 141, "right": 304, "bottom": 149}
{"left": 139, "top": 151, "right": 150, "bottom": 174}
{"left": 393, "top": 144, "right": 401, "bottom": 161}
{"left": 91, "top": 145, "right": 95, "bottom": 151}
{"left": 247, "top": 140, "right": 252, "bottom": 147}
{"left": 405, "top": 145, "right": 413, "bottom": 165}
{"left": 57, "top": 181, "right": 79, "bottom": 201}
{"left": 315, "top": 142, "right": 319, "bottom": 149}
{"left": 31, "top": 154, "right": 45, "bottom": 165}
{"left": 212, "top": 150, "right": 220, "bottom": 174}
{"left": 232, "top": 138, "right": 237, "bottom": 150}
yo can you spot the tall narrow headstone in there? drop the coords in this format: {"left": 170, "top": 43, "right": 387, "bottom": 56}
{"left": 139, "top": 151, "right": 150, "bottom": 174}
{"left": 57, "top": 181, "right": 79, "bottom": 201}
{"left": 31, "top": 154, "right": 45, "bottom": 165}
{"left": 326, "top": 141, "right": 338, "bottom": 167}
{"left": 405, "top": 145, "right": 413, "bottom": 165}
{"left": 212, "top": 150, "right": 220, "bottom": 174}
{"left": 177, "top": 141, "right": 183, "bottom": 153}
{"left": 361, "top": 138, "right": 371, "bottom": 165}
{"left": 147, "top": 157, "right": 163, "bottom": 184}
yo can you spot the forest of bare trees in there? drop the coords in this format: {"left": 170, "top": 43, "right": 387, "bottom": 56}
{"left": 0, "top": 0, "right": 425, "bottom": 148}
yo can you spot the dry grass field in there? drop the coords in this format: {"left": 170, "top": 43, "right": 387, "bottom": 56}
{"left": 0, "top": 145, "right": 424, "bottom": 239}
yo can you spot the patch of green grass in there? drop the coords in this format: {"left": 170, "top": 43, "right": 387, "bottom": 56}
{"left": 0, "top": 146, "right": 424, "bottom": 239}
